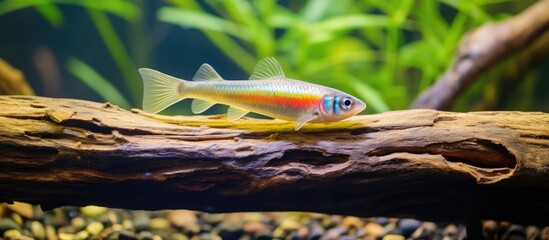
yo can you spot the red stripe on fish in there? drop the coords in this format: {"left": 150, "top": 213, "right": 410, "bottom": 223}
{"left": 242, "top": 94, "right": 320, "bottom": 109}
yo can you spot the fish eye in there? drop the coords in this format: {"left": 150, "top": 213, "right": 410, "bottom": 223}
{"left": 340, "top": 97, "right": 353, "bottom": 110}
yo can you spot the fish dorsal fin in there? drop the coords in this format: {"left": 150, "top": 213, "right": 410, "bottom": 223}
{"left": 193, "top": 64, "right": 224, "bottom": 81}
{"left": 249, "top": 57, "right": 286, "bottom": 80}
{"left": 227, "top": 106, "right": 249, "bottom": 121}
{"left": 191, "top": 99, "right": 215, "bottom": 114}
{"left": 295, "top": 114, "right": 318, "bottom": 130}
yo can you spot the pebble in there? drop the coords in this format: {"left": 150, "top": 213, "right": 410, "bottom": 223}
{"left": 376, "top": 217, "right": 389, "bottom": 226}
{"left": 5, "top": 202, "right": 34, "bottom": 219}
{"left": 153, "top": 234, "right": 163, "bottom": 240}
{"left": 272, "top": 226, "right": 285, "bottom": 239}
{"left": 280, "top": 219, "right": 301, "bottom": 231}
{"left": 321, "top": 215, "right": 343, "bottom": 229}
{"left": 355, "top": 228, "right": 366, "bottom": 238}
{"left": 45, "top": 209, "right": 68, "bottom": 228}
{"left": 382, "top": 234, "right": 405, "bottom": 240}
{"left": 364, "top": 222, "right": 384, "bottom": 237}
{"left": 30, "top": 221, "right": 46, "bottom": 240}
{"left": 504, "top": 224, "right": 527, "bottom": 240}
{"left": 133, "top": 214, "right": 151, "bottom": 232}
{"left": 398, "top": 218, "right": 421, "bottom": 237}
{"left": 287, "top": 231, "right": 300, "bottom": 240}
{"left": 483, "top": 220, "right": 498, "bottom": 238}
{"left": 500, "top": 221, "right": 512, "bottom": 233}
{"left": 58, "top": 225, "right": 76, "bottom": 234}
{"left": 342, "top": 235, "right": 358, "bottom": 240}
{"left": 122, "top": 219, "right": 134, "bottom": 230}
{"left": 385, "top": 228, "right": 403, "bottom": 236}
{"left": 150, "top": 217, "right": 171, "bottom": 230}
{"left": 320, "top": 226, "right": 345, "bottom": 240}
{"left": 71, "top": 217, "right": 86, "bottom": 231}
{"left": 242, "top": 213, "right": 264, "bottom": 223}
{"left": 112, "top": 223, "right": 123, "bottom": 232}
{"left": 118, "top": 229, "right": 138, "bottom": 240}
{"left": 308, "top": 221, "right": 325, "bottom": 240}
{"left": 341, "top": 216, "right": 363, "bottom": 230}
{"left": 3, "top": 229, "right": 22, "bottom": 239}
{"left": 11, "top": 213, "right": 23, "bottom": 226}
{"left": 86, "top": 221, "right": 104, "bottom": 235}
{"left": 411, "top": 222, "right": 438, "bottom": 239}
{"left": 216, "top": 221, "right": 244, "bottom": 239}
{"left": 541, "top": 227, "right": 549, "bottom": 239}
{"left": 198, "top": 233, "right": 222, "bottom": 240}
{"left": 80, "top": 205, "right": 108, "bottom": 217}
{"left": 201, "top": 213, "right": 224, "bottom": 225}
{"left": 0, "top": 205, "right": 544, "bottom": 240}
{"left": 170, "top": 232, "right": 189, "bottom": 240}
{"left": 101, "top": 226, "right": 115, "bottom": 239}
{"left": 243, "top": 221, "right": 268, "bottom": 234}
{"left": 139, "top": 231, "right": 154, "bottom": 240}
{"left": 46, "top": 225, "right": 58, "bottom": 240}
{"left": 75, "top": 230, "right": 89, "bottom": 240}
{"left": 0, "top": 218, "right": 21, "bottom": 235}
{"left": 526, "top": 226, "right": 539, "bottom": 240}
{"left": 443, "top": 224, "right": 458, "bottom": 238}
{"left": 58, "top": 232, "right": 75, "bottom": 240}
{"left": 184, "top": 223, "right": 201, "bottom": 235}
{"left": 108, "top": 211, "right": 120, "bottom": 224}
{"left": 168, "top": 210, "right": 197, "bottom": 229}
{"left": 297, "top": 226, "right": 309, "bottom": 239}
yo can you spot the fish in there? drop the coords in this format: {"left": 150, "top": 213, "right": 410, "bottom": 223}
{"left": 138, "top": 57, "right": 366, "bottom": 130}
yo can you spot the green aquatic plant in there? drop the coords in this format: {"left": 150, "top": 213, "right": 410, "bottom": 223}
{"left": 1, "top": 0, "right": 542, "bottom": 112}
{"left": 0, "top": 0, "right": 141, "bottom": 107}
{"left": 0, "top": 0, "right": 139, "bottom": 27}
{"left": 159, "top": 0, "right": 525, "bottom": 112}
{"left": 67, "top": 57, "right": 131, "bottom": 109}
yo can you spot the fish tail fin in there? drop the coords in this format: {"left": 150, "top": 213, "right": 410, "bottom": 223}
{"left": 138, "top": 68, "right": 186, "bottom": 114}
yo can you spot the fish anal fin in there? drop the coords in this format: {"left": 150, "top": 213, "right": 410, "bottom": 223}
{"left": 249, "top": 57, "right": 286, "bottom": 80}
{"left": 192, "top": 64, "right": 224, "bottom": 81}
{"left": 295, "top": 114, "right": 318, "bottom": 131}
{"left": 227, "top": 106, "right": 250, "bottom": 121}
{"left": 191, "top": 99, "right": 215, "bottom": 114}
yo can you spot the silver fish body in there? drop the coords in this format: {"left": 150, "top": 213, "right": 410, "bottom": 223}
{"left": 139, "top": 57, "right": 366, "bottom": 130}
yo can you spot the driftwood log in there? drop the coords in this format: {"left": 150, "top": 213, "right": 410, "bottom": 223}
{"left": 0, "top": 96, "right": 548, "bottom": 226}
{"left": 412, "top": 0, "right": 549, "bottom": 110}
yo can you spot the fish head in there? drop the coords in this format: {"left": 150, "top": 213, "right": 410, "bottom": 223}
{"left": 317, "top": 92, "right": 366, "bottom": 121}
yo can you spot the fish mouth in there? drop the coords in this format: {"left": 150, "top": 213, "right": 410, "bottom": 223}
{"left": 355, "top": 99, "right": 367, "bottom": 113}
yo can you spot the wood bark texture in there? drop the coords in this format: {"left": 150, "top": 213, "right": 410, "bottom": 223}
{"left": 411, "top": 0, "right": 549, "bottom": 110}
{"left": 0, "top": 96, "right": 548, "bottom": 225}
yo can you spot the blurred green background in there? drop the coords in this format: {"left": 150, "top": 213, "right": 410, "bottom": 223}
{"left": 0, "top": 0, "right": 547, "bottom": 115}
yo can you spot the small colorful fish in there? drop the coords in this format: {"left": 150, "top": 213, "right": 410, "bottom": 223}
{"left": 139, "top": 57, "right": 366, "bottom": 130}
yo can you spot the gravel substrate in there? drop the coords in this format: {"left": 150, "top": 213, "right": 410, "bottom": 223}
{"left": 0, "top": 204, "right": 547, "bottom": 240}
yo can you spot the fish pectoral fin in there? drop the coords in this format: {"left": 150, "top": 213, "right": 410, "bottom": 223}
{"left": 249, "top": 57, "right": 286, "bottom": 80}
{"left": 295, "top": 114, "right": 318, "bottom": 131}
{"left": 227, "top": 107, "right": 250, "bottom": 121}
{"left": 192, "top": 64, "right": 224, "bottom": 81}
{"left": 191, "top": 99, "right": 215, "bottom": 114}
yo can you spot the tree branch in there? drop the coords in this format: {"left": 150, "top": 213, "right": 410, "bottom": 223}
{"left": 0, "top": 59, "right": 35, "bottom": 96}
{"left": 411, "top": 0, "right": 549, "bottom": 110}
{"left": 0, "top": 96, "right": 547, "bottom": 225}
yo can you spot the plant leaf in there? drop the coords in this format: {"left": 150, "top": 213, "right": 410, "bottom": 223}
{"left": 158, "top": 7, "right": 251, "bottom": 41}
{"left": 67, "top": 57, "right": 131, "bottom": 109}
{"left": 34, "top": 3, "right": 64, "bottom": 27}
{"left": 0, "top": 0, "right": 140, "bottom": 21}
